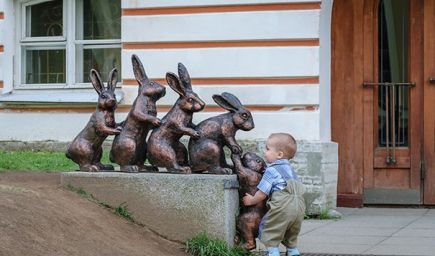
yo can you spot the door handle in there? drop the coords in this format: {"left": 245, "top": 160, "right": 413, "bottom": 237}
{"left": 430, "top": 77, "right": 435, "bottom": 84}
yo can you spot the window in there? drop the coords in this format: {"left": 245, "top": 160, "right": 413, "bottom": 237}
{"left": 377, "top": 0, "right": 409, "bottom": 147}
{"left": 16, "top": 0, "right": 121, "bottom": 88}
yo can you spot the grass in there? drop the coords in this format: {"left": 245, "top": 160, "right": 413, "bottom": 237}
{"left": 115, "top": 202, "right": 135, "bottom": 222}
{"left": 186, "top": 233, "right": 251, "bottom": 256}
{"left": 66, "top": 183, "right": 134, "bottom": 222}
{"left": 305, "top": 208, "right": 341, "bottom": 220}
{"left": 0, "top": 150, "right": 113, "bottom": 172}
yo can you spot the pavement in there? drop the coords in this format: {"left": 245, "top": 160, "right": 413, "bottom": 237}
{"left": 256, "top": 207, "right": 435, "bottom": 256}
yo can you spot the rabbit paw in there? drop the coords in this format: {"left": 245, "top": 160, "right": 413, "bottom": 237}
{"left": 140, "top": 165, "right": 159, "bottom": 172}
{"left": 241, "top": 242, "right": 256, "bottom": 251}
{"left": 121, "top": 165, "right": 139, "bottom": 173}
{"left": 222, "top": 168, "right": 233, "bottom": 175}
{"left": 234, "top": 234, "right": 241, "bottom": 245}
{"left": 96, "top": 163, "right": 115, "bottom": 171}
{"left": 151, "top": 118, "right": 161, "bottom": 127}
{"left": 80, "top": 164, "right": 100, "bottom": 172}
{"left": 212, "top": 167, "right": 233, "bottom": 175}
{"left": 169, "top": 166, "right": 192, "bottom": 174}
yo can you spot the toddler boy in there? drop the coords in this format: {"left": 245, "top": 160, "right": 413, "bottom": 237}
{"left": 243, "top": 133, "right": 305, "bottom": 256}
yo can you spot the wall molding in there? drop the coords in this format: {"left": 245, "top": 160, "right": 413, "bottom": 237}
{"left": 122, "top": 2, "right": 321, "bottom": 16}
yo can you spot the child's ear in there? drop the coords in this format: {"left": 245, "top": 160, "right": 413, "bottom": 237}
{"left": 278, "top": 151, "right": 285, "bottom": 159}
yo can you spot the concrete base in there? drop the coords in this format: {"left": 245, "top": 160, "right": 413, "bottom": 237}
{"left": 3, "top": 139, "right": 339, "bottom": 215}
{"left": 60, "top": 172, "right": 239, "bottom": 245}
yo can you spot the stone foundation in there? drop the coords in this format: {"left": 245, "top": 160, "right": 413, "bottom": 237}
{"left": 1, "top": 139, "right": 338, "bottom": 214}
{"left": 61, "top": 172, "right": 239, "bottom": 245}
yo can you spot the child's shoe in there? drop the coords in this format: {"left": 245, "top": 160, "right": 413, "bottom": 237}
{"left": 286, "top": 247, "right": 300, "bottom": 256}
{"left": 267, "top": 247, "right": 280, "bottom": 256}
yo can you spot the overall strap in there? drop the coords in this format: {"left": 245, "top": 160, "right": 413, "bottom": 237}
{"left": 273, "top": 164, "right": 297, "bottom": 182}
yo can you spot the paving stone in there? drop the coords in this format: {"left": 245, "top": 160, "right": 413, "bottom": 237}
{"left": 363, "top": 245, "right": 435, "bottom": 256}
{"left": 298, "top": 234, "right": 386, "bottom": 245}
{"left": 378, "top": 236, "right": 435, "bottom": 246}
{"left": 393, "top": 228, "right": 435, "bottom": 237}
{"left": 305, "top": 227, "right": 399, "bottom": 237}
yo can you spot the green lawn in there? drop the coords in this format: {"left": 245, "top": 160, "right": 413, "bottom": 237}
{"left": 0, "top": 151, "right": 113, "bottom": 172}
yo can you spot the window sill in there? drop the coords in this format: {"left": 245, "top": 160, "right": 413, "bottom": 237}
{"left": 0, "top": 88, "right": 124, "bottom": 105}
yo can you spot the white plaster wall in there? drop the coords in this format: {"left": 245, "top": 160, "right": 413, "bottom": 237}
{"left": 0, "top": 0, "right": 4, "bottom": 85}
{"left": 122, "top": 10, "right": 320, "bottom": 42}
{"left": 122, "top": 47, "right": 319, "bottom": 79}
{"left": 0, "top": 0, "right": 14, "bottom": 94}
{"left": 118, "top": 1, "right": 323, "bottom": 141}
{"left": 0, "top": 0, "right": 328, "bottom": 143}
{"left": 0, "top": 111, "right": 319, "bottom": 141}
{"left": 121, "top": 84, "right": 319, "bottom": 106}
{"left": 319, "top": 0, "right": 332, "bottom": 141}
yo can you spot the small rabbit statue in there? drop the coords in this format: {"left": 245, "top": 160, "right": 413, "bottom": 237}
{"left": 231, "top": 152, "right": 267, "bottom": 251}
{"left": 66, "top": 69, "right": 122, "bottom": 172}
{"left": 147, "top": 63, "right": 205, "bottom": 173}
{"left": 110, "top": 55, "right": 166, "bottom": 173}
{"left": 188, "top": 92, "right": 254, "bottom": 174}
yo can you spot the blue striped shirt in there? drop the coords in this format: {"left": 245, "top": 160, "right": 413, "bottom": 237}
{"left": 257, "top": 159, "right": 299, "bottom": 196}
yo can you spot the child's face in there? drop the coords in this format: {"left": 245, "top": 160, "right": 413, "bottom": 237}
{"left": 264, "top": 138, "right": 282, "bottom": 164}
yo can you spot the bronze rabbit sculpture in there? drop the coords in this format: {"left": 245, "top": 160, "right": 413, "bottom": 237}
{"left": 231, "top": 152, "right": 267, "bottom": 251}
{"left": 110, "top": 55, "right": 166, "bottom": 173}
{"left": 147, "top": 63, "right": 205, "bottom": 173}
{"left": 66, "top": 69, "right": 122, "bottom": 172}
{"left": 189, "top": 92, "right": 254, "bottom": 174}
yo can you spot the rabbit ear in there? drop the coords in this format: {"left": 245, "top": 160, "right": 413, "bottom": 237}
{"left": 166, "top": 72, "right": 186, "bottom": 96}
{"left": 212, "top": 94, "right": 238, "bottom": 112}
{"left": 107, "top": 68, "right": 118, "bottom": 92}
{"left": 131, "top": 54, "right": 148, "bottom": 86}
{"left": 90, "top": 69, "right": 104, "bottom": 95}
{"left": 221, "top": 92, "right": 242, "bottom": 109}
{"left": 177, "top": 63, "right": 192, "bottom": 91}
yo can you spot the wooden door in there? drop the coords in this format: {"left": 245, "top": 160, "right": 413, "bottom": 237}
{"left": 362, "top": 0, "right": 424, "bottom": 204}
{"left": 423, "top": 0, "right": 435, "bottom": 205}
{"left": 332, "top": 0, "right": 435, "bottom": 206}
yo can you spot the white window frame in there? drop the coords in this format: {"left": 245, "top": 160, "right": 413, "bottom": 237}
{"left": 14, "top": 0, "right": 121, "bottom": 90}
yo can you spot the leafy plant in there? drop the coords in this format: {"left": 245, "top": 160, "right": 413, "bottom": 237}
{"left": 115, "top": 202, "right": 134, "bottom": 222}
{"left": 186, "top": 232, "right": 251, "bottom": 256}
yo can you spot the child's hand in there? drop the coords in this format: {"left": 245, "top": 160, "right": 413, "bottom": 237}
{"left": 242, "top": 193, "right": 255, "bottom": 206}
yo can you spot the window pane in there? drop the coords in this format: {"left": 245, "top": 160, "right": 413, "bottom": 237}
{"left": 83, "top": 0, "right": 121, "bottom": 40}
{"left": 25, "top": 49, "right": 66, "bottom": 84}
{"left": 26, "top": 0, "right": 63, "bottom": 37}
{"left": 377, "top": 0, "right": 409, "bottom": 147}
{"left": 82, "top": 48, "right": 121, "bottom": 82}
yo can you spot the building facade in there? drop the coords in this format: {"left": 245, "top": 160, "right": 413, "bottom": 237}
{"left": 0, "top": 0, "right": 433, "bottom": 208}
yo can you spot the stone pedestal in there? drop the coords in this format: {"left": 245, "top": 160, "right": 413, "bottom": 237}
{"left": 61, "top": 172, "right": 239, "bottom": 245}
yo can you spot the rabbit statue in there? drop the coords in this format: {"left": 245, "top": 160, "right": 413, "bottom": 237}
{"left": 147, "top": 63, "right": 205, "bottom": 173}
{"left": 231, "top": 152, "right": 267, "bottom": 251}
{"left": 188, "top": 92, "right": 254, "bottom": 174}
{"left": 66, "top": 69, "right": 122, "bottom": 172}
{"left": 110, "top": 55, "right": 166, "bottom": 173}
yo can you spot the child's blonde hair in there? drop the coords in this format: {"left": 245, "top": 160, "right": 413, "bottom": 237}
{"left": 268, "top": 133, "right": 297, "bottom": 159}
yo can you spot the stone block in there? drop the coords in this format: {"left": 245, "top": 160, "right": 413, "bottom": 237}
{"left": 2, "top": 139, "right": 339, "bottom": 215}
{"left": 60, "top": 172, "right": 239, "bottom": 245}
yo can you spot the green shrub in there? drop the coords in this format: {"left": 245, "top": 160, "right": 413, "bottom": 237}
{"left": 186, "top": 232, "right": 251, "bottom": 256}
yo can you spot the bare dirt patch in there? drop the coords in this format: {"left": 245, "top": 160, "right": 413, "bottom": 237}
{"left": 0, "top": 172, "right": 187, "bottom": 256}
